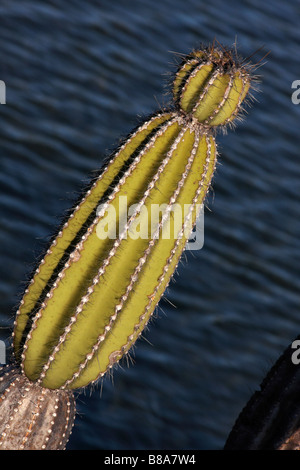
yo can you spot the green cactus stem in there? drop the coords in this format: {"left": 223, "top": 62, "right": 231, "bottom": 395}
{"left": 10, "top": 43, "right": 254, "bottom": 394}
{"left": 173, "top": 47, "right": 251, "bottom": 127}
{"left": 14, "top": 115, "right": 217, "bottom": 390}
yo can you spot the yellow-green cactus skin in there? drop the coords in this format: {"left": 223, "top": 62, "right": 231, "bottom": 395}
{"left": 13, "top": 44, "right": 253, "bottom": 390}
{"left": 173, "top": 46, "right": 251, "bottom": 127}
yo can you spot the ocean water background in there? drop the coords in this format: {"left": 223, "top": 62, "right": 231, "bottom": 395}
{"left": 0, "top": 0, "right": 299, "bottom": 450}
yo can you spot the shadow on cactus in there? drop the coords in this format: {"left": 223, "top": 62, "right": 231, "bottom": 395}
{"left": 0, "top": 42, "right": 256, "bottom": 450}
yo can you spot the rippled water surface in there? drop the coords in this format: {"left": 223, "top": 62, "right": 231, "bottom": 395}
{"left": 0, "top": 0, "right": 299, "bottom": 450}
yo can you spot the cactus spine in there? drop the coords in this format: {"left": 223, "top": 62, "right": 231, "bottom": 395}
{"left": 10, "top": 44, "right": 253, "bottom": 392}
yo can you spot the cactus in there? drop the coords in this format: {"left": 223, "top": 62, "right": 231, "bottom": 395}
{"left": 0, "top": 42, "right": 254, "bottom": 449}
{"left": 15, "top": 116, "right": 217, "bottom": 390}
{"left": 0, "top": 366, "right": 75, "bottom": 450}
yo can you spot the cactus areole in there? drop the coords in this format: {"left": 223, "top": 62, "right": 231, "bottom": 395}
{"left": 10, "top": 44, "right": 254, "bottom": 391}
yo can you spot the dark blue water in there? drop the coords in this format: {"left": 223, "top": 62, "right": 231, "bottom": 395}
{"left": 0, "top": 0, "right": 299, "bottom": 450}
